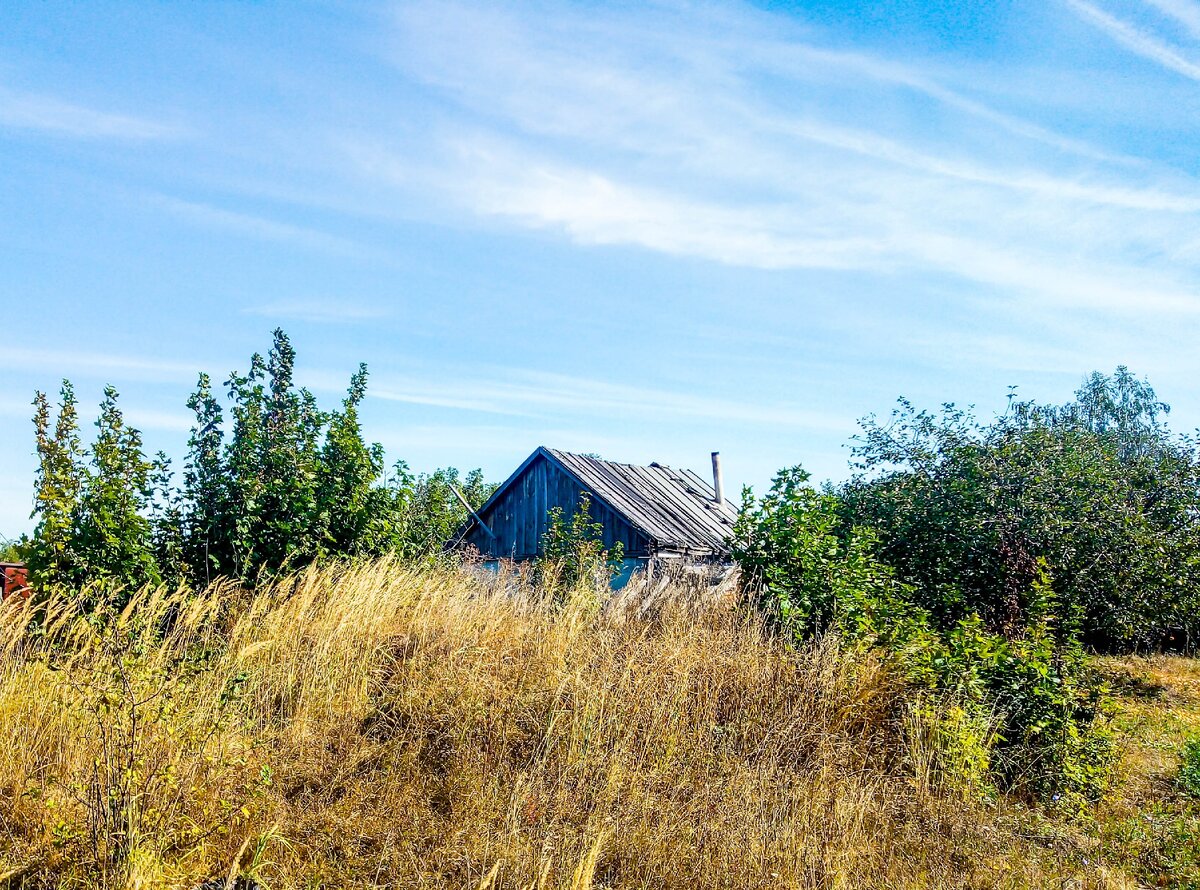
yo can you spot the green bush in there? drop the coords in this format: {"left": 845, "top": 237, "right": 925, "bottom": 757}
{"left": 0, "top": 535, "right": 26, "bottom": 563}
{"left": 733, "top": 468, "right": 1114, "bottom": 802}
{"left": 535, "top": 493, "right": 625, "bottom": 601}
{"left": 730, "top": 466, "right": 901, "bottom": 640}
{"left": 905, "top": 697, "right": 998, "bottom": 799}
{"left": 840, "top": 368, "right": 1200, "bottom": 651}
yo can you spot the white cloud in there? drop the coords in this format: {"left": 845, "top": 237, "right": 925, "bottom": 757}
{"left": 151, "top": 196, "right": 368, "bottom": 256}
{"left": 356, "top": 364, "right": 854, "bottom": 431}
{"left": 243, "top": 300, "right": 390, "bottom": 324}
{"left": 0, "top": 347, "right": 204, "bottom": 382}
{"left": 462, "top": 156, "right": 889, "bottom": 271}
{"left": 0, "top": 87, "right": 185, "bottom": 140}
{"left": 1066, "top": 0, "right": 1200, "bottom": 80}
{"left": 368, "top": 1, "right": 1200, "bottom": 317}
{"left": 431, "top": 139, "right": 1200, "bottom": 314}
{"left": 1143, "top": 0, "right": 1200, "bottom": 39}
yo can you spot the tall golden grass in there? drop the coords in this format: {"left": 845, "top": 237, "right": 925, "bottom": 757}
{"left": 0, "top": 560, "right": 1129, "bottom": 888}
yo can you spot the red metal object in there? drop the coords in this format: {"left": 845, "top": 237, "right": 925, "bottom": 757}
{"left": 0, "top": 563, "right": 29, "bottom": 600}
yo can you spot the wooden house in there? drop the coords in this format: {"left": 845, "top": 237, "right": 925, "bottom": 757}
{"left": 457, "top": 447, "right": 738, "bottom": 585}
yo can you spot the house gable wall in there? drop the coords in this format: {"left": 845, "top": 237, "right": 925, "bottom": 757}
{"left": 464, "top": 453, "right": 651, "bottom": 559}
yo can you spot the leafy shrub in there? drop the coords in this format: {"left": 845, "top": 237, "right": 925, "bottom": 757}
{"left": 391, "top": 466, "right": 496, "bottom": 561}
{"left": 733, "top": 468, "right": 1114, "bottom": 802}
{"left": 840, "top": 368, "right": 1200, "bottom": 651}
{"left": 730, "top": 466, "right": 901, "bottom": 640}
{"left": 0, "top": 535, "right": 27, "bottom": 563}
{"left": 535, "top": 493, "right": 625, "bottom": 601}
{"left": 905, "top": 697, "right": 998, "bottom": 799}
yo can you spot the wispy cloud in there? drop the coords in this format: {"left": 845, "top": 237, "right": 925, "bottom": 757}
{"left": 0, "top": 347, "right": 204, "bottom": 383}
{"left": 427, "top": 138, "right": 1199, "bottom": 314}
{"left": 460, "top": 153, "right": 888, "bottom": 271}
{"left": 243, "top": 300, "right": 390, "bottom": 324}
{"left": 371, "top": 2, "right": 1200, "bottom": 316}
{"left": 0, "top": 391, "right": 190, "bottom": 434}
{"left": 1143, "top": 0, "right": 1200, "bottom": 39}
{"left": 754, "top": 42, "right": 1132, "bottom": 165}
{"left": 0, "top": 87, "right": 185, "bottom": 140}
{"left": 355, "top": 365, "right": 854, "bottom": 431}
{"left": 151, "top": 196, "right": 368, "bottom": 256}
{"left": 1066, "top": 0, "right": 1200, "bottom": 80}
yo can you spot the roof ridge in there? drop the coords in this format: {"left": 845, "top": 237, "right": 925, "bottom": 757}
{"left": 471, "top": 446, "right": 737, "bottom": 557}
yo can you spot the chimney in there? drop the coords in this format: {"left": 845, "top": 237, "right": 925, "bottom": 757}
{"left": 711, "top": 451, "right": 724, "bottom": 507}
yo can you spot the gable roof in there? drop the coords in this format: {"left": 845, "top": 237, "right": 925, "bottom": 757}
{"left": 472, "top": 446, "right": 739, "bottom": 557}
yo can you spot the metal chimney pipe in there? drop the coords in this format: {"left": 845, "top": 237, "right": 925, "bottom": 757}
{"left": 711, "top": 452, "right": 724, "bottom": 506}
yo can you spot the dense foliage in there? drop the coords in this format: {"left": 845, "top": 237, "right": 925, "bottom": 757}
{"left": 0, "top": 536, "right": 25, "bottom": 563}
{"left": 26, "top": 330, "right": 494, "bottom": 595}
{"left": 839, "top": 368, "right": 1200, "bottom": 650}
{"left": 733, "top": 367, "right": 1200, "bottom": 802}
{"left": 730, "top": 466, "right": 896, "bottom": 640}
{"left": 28, "top": 382, "right": 163, "bottom": 596}
{"left": 733, "top": 467, "right": 1114, "bottom": 802}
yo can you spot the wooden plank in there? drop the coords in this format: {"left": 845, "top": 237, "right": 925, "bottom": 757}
{"left": 452, "top": 446, "right": 736, "bottom": 561}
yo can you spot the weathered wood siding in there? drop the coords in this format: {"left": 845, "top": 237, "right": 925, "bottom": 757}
{"left": 465, "top": 454, "right": 650, "bottom": 559}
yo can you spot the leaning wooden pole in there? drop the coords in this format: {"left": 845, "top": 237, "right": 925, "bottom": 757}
{"left": 451, "top": 484, "right": 497, "bottom": 541}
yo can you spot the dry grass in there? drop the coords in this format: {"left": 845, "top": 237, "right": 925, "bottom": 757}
{"left": 0, "top": 560, "right": 1134, "bottom": 888}
{"left": 1087, "top": 655, "right": 1200, "bottom": 887}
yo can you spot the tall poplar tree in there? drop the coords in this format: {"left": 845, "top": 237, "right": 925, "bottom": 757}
{"left": 183, "top": 372, "right": 229, "bottom": 584}
{"left": 28, "top": 381, "right": 86, "bottom": 589}
{"left": 317, "top": 364, "right": 388, "bottom": 555}
{"left": 74, "top": 386, "right": 159, "bottom": 595}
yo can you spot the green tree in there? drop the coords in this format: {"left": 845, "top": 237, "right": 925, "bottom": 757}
{"left": 149, "top": 452, "right": 188, "bottom": 585}
{"left": 181, "top": 330, "right": 470, "bottom": 578}
{"left": 26, "top": 331, "right": 497, "bottom": 590}
{"left": 73, "top": 386, "right": 160, "bottom": 595}
{"left": 223, "top": 350, "right": 269, "bottom": 579}
{"left": 252, "top": 329, "right": 325, "bottom": 570}
{"left": 1066, "top": 365, "right": 1170, "bottom": 460}
{"left": 731, "top": 466, "right": 899, "bottom": 640}
{"left": 316, "top": 364, "right": 389, "bottom": 556}
{"left": 213, "top": 330, "right": 330, "bottom": 578}
{"left": 397, "top": 467, "right": 494, "bottom": 560}
{"left": 28, "top": 382, "right": 86, "bottom": 589}
{"left": 182, "top": 372, "right": 229, "bottom": 584}
{"left": 839, "top": 369, "right": 1200, "bottom": 650}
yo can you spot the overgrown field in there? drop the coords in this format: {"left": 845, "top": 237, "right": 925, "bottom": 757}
{"left": 1, "top": 561, "right": 1198, "bottom": 889}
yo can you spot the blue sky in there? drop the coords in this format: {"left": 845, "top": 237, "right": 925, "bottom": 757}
{"left": 2, "top": 0, "right": 1200, "bottom": 537}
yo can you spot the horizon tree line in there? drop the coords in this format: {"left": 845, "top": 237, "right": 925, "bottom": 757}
{"left": 22, "top": 329, "right": 494, "bottom": 599}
